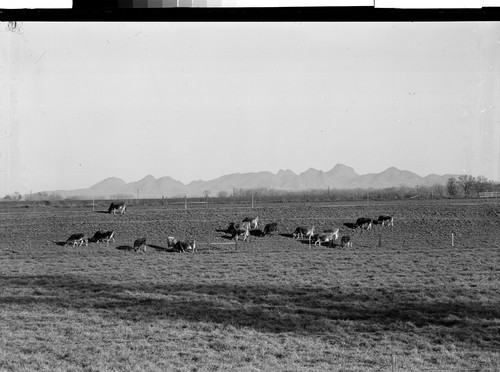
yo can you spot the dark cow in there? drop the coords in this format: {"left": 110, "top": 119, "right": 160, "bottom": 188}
{"left": 232, "top": 226, "right": 250, "bottom": 242}
{"left": 293, "top": 226, "right": 315, "bottom": 240}
{"left": 226, "top": 222, "right": 240, "bottom": 235}
{"left": 242, "top": 216, "right": 259, "bottom": 229}
{"left": 90, "top": 230, "right": 115, "bottom": 244}
{"left": 174, "top": 240, "right": 196, "bottom": 253}
{"left": 340, "top": 235, "right": 352, "bottom": 248}
{"left": 355, "top": 218, "right": 372, "bottom": 230}
{"left": 65, "top": 233, "right": 88, "bottom": 247}
{"left": 263, "top": 222, "right": 279, "bottom": 235}
{"left": 133, "top": 237, "right": 147, "bottom": 252}
{"left": 108, "top": 202, "right": 126, "bottom": 215}
{"left": 313, "top": 228, "right": 339, "bottom": 246}
{"left": 377, "top": 215, "right": 394, "bottom": 227}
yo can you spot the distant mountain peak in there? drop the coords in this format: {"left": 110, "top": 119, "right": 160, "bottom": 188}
{"left": 49, "top": 164, "right": 453, "bottom": 198}
{"left": 327, "top": 164, "right": 358, "bottom": 177}
{"left": 277, "top": 169, "right": 296, "bottom": 176}
{"left": 301, "top": 167, "right": 322, "bottom": 175}
{"left": 333, "top": 163, "right": 354, "bottom": 170}
{"left": 90, "top": 177, "right": 126, "bottom": 188}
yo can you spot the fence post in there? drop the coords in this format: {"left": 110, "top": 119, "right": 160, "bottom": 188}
{"left": 392, "top": 354, "right": 397, "bottom": 372}
{"left": 451, "top": 232, "right": 454, "bottom": 247}
{"left": 251, "top": 194, "right": 254, "bottom": 209}
{"left": 185, "top": 196, "right": 187, "bottom": 211}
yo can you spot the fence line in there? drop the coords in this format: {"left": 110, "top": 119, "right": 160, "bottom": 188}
{"left": 479, "top": 191, "right": 500, "bottom": 198}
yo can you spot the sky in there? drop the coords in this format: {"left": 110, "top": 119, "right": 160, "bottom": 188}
{"left": 1, "top": 21, "right": 499, "bottom": 195}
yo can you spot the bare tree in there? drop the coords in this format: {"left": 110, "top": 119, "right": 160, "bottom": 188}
{"left": 217, "top": 190, "right": 229, "bottom": 198}
{"left": 446, "top": 177, "right": 459, "bottom": 197}
{"left": 474, "top": 175, "right": 489, "bottom": 196}
{"left": 202, "top": 190, "right": 211, "bottom": 198}
{"left": 457, "top": 175, "right": 476, "bottom": 197}
{"left": 3, "top": 191, "right": 22, "bottom": 201}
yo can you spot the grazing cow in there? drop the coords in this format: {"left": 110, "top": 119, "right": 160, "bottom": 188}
{"left": 313, "top": 228, "right": 340, "bottom": 246}
{"left": 90, "top": 230, "right": 115, "bottom": 244}
{"left": 263, "top": 222, "right": 279, "bottom": 235}
{"left": 174, "top": 240, "right": 196, "bottom": 253}
{"left": 133, "top": 237, "right": 147, "bottom": 252}
{"left": 65, "top": 233, "right": 88, "bottom": 247}
{"left": 293, "top": 226, "right": 315, "bottom": 240}
{"left": 166, "top": 236, "right": 178, "bottom": 248}
{"left": 232, "top": 226, "right": 250, "bottom": 242}
{"left": 377, "top": 215, "right": 394, "bottom": 227}
{"left": 226, "top": 222, "right": 240, "bottom": 234}
{"left": 242, "top": 216, "right": 259, "bottom": 229}
{"left": 355, "top": 218, "right": 373, "bottom": 230}
{"left": 108, "top": 202, "right": 126, "bottom": 215}
{"left": 340, "top": 235, "right": 352, "bottom": 248}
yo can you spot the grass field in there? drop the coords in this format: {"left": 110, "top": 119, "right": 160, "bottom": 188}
{"left": 0, "top": 199, "right": 499, "bottom": 371}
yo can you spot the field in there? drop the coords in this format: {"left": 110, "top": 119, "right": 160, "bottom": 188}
{"left": 0, "top": 199, "right": 499, "bottom": 371}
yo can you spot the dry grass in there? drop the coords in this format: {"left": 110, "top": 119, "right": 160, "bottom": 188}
{"left": 0, "top": 200, "right": 499, "bottom": 371}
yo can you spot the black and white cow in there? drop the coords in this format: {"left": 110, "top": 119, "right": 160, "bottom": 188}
{"left": 263, "top": 222, "right": 279, "bottom": 235}
{"left": 90, "top": 230, "right": 115, "bottom": 244}
{"left": 174, "top": 240, "right": 196, "bottom": 253}
{"left": 293, "top": 226, "right": 315, "bottom": 240}
{"left": 313, "top": 228, "right": 339, "bottom": 246}
{"left": 355, "top": 218, "right": 373, "bottom": 230}
{"left": 340, "top": 235, "right": 352, "bottom": 248}
{"left": 65, "top": 233, "right": 88, "bottom": 247}
{"left": 108, "top": 202, "right": 126, "bottom": 215}
{"left": 242, "top": 216, "right": 259, "bottom": 230}
{"left": 377, "top": 215, "right": 394, "bottom": 227}
{"left": 232, "top": 226, "right": 250, "bottom": 242}
{"left": 133, "top": 237, "right": 147, "bottom": 252}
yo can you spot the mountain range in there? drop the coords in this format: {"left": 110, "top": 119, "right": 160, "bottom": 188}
{"left": 50, "top": 164, "right": 454, "bottom": 199}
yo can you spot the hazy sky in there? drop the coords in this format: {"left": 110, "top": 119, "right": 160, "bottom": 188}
{"left": 1, "top": 21, "right": 499, "bottom": 194}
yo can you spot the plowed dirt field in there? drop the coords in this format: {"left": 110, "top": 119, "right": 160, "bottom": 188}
{"left": 1, "top": 199, "right": 499, "bottom": 371}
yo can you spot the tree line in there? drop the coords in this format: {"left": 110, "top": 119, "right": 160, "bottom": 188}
{"left": 446, "top": 175, "right": 500, "bottom": 198}
{"left": 221, "top": 174, "right": 500, "bottom": 201}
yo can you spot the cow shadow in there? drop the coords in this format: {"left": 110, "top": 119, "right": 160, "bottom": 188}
{"left": 297, "top": 238, "right": 315, "bottom": 246}
{"left": 148, "top": 244, "right": 178, "bottom": 253}
{"left": 95, "top": 210, "right": 111, "bottom": 214}
{"left": 53, "top": 241, "right": 67, "bottom": 247}
{"left": 279, "top": 233, "right": 294, "bottom": 238}
{"left": 343, "top": 222, "right": 357, "bottom": 229}
{"left": 249, "top": 229, "right": 264, "bottom": 237}
{"left": 116, "top": 245, "right": 135, "bottom": 251}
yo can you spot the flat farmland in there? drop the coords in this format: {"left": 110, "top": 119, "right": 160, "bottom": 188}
{"left": 0, "top": 199, "right": 499, "bottom": 371}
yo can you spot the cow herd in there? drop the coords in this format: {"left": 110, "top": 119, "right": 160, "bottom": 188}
{"left": 62, "top": 202, "right": 394, "bottom": 253}
{"left": 223, "top": 213, "right": 394, "bottom": 249}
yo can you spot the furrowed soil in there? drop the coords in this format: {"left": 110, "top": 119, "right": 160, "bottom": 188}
{"left": 0, "top": 199, "right": 499, "bottom": 371}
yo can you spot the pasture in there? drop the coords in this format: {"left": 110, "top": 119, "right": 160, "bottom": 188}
{"left": 0, "top": 199, "right": 499, "bottom": 371}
